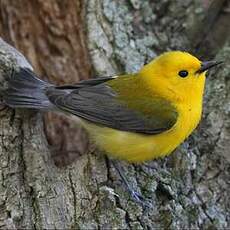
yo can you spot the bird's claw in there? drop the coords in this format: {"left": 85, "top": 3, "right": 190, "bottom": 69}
{"left": 130, "top": 190, "right": 152, "bottom": 208}
{"left": 111, "top": 160, "right": 152, "bottom": 208}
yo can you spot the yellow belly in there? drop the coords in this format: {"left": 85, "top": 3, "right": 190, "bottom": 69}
{"left": 82, "top": 105, "right": 202, "bottom": 163}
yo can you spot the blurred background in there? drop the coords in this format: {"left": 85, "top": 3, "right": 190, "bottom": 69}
{"left": 0, "top": 0, "right": 93, "bottom": 166}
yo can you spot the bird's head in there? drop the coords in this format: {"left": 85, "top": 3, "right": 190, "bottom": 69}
{"left": 139, "top": 51, "right": 221, "bottom": 102}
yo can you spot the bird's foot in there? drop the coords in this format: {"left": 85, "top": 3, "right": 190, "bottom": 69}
{"left": 129, "top": 189, "right": 152, "bottom": 208}
{"left": 111, "top": 160, "right": 152, "bottom": 208}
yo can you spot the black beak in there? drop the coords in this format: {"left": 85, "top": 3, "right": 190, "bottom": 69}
{"left": 196, "top": 61, "right": 223, "bottom": 74}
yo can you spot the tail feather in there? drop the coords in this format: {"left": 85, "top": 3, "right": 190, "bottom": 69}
{"left": 3, "top": 68, "right": 53, "bottom": 109}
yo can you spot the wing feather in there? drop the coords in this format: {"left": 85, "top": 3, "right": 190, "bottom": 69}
{"left": 46, "top": 77, "right": 178, "bottom": 134}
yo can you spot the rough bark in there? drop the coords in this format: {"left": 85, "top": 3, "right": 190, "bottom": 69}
{"left": 0, "top": 0, "right": 92, "bottom": 165}
{"left": 0, "top": 0, "right": 229, "bottom": 229}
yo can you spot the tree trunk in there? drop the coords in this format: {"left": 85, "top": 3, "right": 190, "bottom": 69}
{"left": 0, "top": 0, "right": 229, "bottom": 229}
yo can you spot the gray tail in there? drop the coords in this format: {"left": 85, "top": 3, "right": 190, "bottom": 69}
{"left": 3, "top": 67, "right": 53, "bottom": 109}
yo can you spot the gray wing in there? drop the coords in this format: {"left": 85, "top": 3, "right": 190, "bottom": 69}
{"left": 46, "top": 78, "right": 177, "bottom": 134}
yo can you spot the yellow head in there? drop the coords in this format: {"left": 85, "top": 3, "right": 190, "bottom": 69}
{"left": 139, "top": 51, "right": 218, "bottom": 103}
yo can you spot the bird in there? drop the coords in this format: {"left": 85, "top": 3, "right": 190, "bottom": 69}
{"left": 3, "top": 51, "right": 221, "bottom": 163}
{"left": 2, "top": 51, "right": 222, "bottom": 205}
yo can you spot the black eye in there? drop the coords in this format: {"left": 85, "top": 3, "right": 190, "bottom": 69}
{"left": 178, "top": 70, "right": 188, "bottom": 78}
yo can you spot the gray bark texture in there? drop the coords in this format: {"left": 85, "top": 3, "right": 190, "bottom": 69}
{"left": 0, "top": 0, "right": 230, "bottom": 229}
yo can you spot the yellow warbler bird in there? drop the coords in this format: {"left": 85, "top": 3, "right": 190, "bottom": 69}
{"left": 3, "top": 51, "right": 221, "bottom": 162}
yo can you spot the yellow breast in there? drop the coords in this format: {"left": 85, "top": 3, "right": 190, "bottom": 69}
{"left": 82, "top": 100, "right": 202, "bottom": 162}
